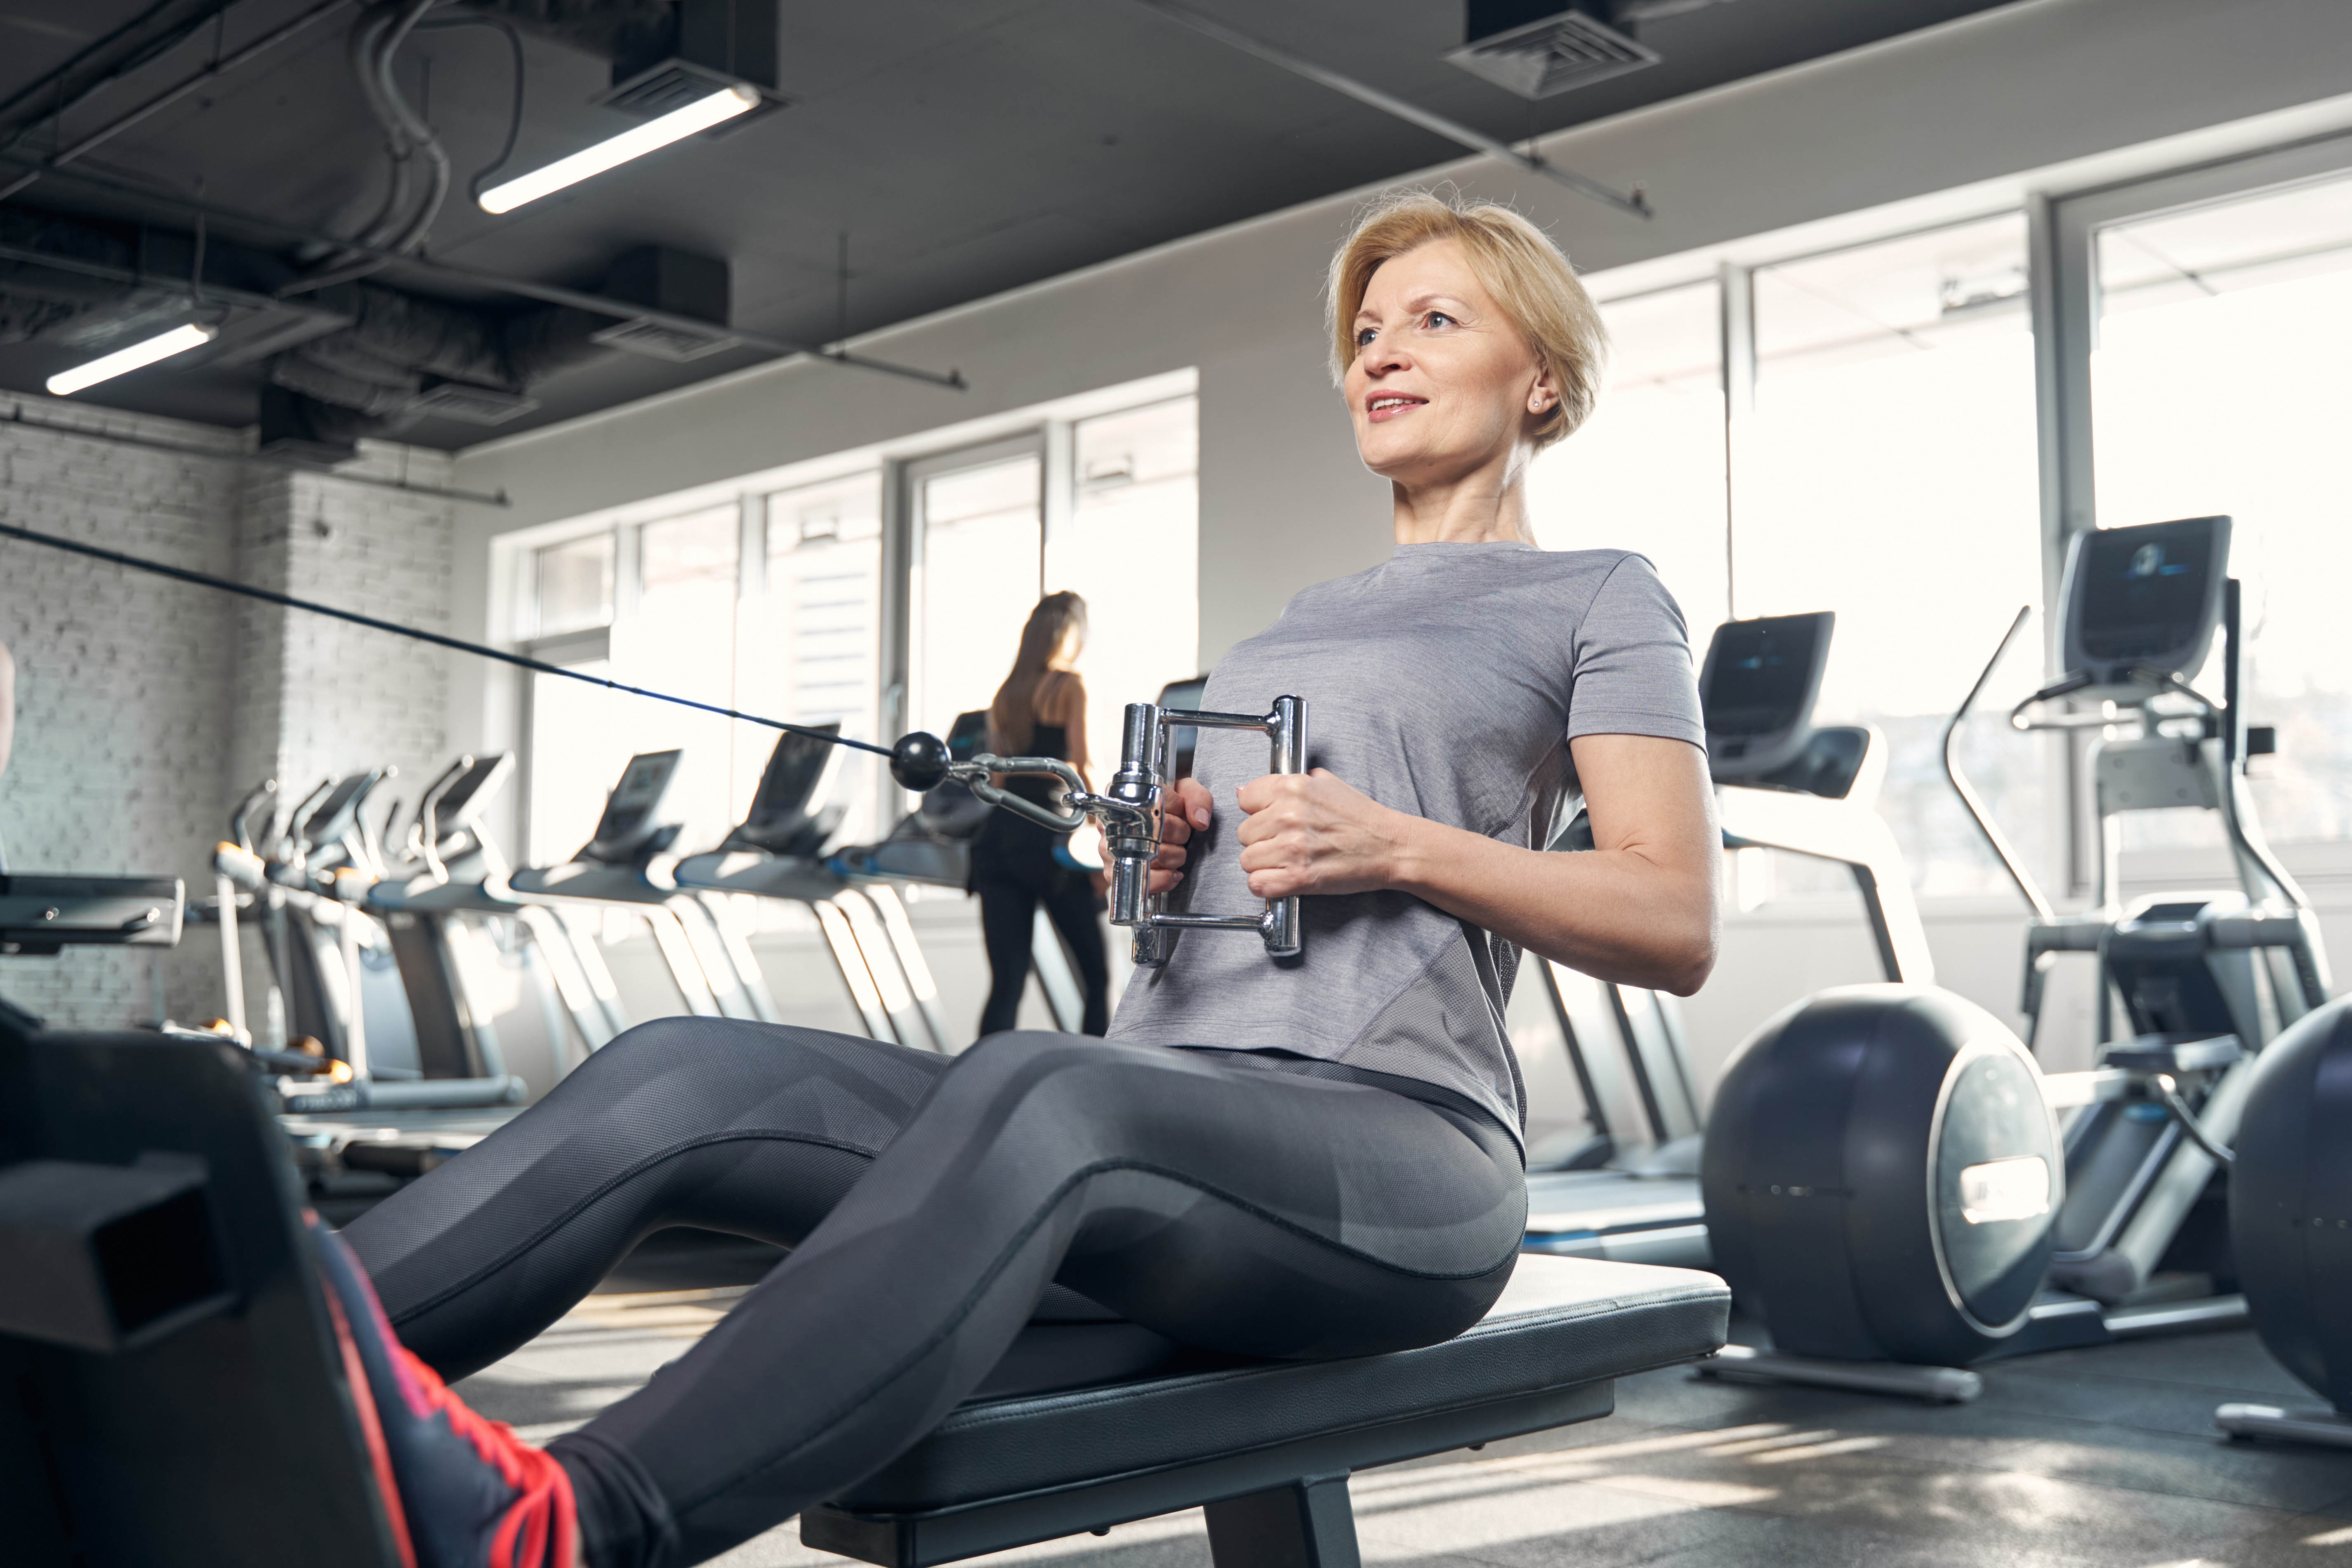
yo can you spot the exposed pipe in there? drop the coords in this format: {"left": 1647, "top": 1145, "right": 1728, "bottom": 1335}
{"left": 0, "top": 153, "right": 969, "bottom": 390}
{"left": 0, "top": 0, "right": 354, "bottom": 206}
{"left": 1127, "top": 0, "right": 1651, "bottom": 218}
{"left": 313, "top": 0, "right": 452, "bottom": 286}
{"left": 0, "top": 398, "right": 510, "bottom": 505}
{"left": 0, "top": 235, "right": 284, "bottom": 317}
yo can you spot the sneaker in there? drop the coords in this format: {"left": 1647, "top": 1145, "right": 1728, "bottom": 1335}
{"left": 310, "top": 1212, "right": 578, "bottom": 1568}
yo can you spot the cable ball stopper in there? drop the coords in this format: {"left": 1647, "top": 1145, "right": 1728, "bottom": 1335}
{"left": 890, "top": 731, "right": 951, "bottom": 792}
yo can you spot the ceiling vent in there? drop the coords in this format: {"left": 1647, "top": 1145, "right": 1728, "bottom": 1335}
{"left": 1445, "top": 3, "right": 1661, "bottom": 99}
{"left": 598, "top": 0, "right": 786, "bottom": 125}
{"left": 587, "top": 316, "right": 742, "bottom": 361}
{"left": 584, "top": 245, "right": 737, "bottom": 361}
{"left": 408, "top": 379, "right": 540, "bottom": 425}
{"left": 601, "top": 57, "right": 759, "bottom": 118}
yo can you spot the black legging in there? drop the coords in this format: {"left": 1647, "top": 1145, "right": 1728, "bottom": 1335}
{"left": 340, "top": 1020, "right": 1525, "bottom": 1568}
{"left": 976, "top": 872, "right": 1110, "bottom": 1035}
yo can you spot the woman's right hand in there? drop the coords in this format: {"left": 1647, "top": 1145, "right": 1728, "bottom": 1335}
{"left": 1149, "top": 777, "right": 1214, "bottom": 894}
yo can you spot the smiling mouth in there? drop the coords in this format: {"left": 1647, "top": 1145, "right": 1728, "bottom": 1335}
{"left": 1365, "top": 394, "right": 1426, "bottom": 423}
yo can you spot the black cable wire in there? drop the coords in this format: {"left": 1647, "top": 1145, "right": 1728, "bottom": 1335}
{"left": 414, "top": 13, "right": 523, "bottom": 203}
{"left": 0, "top": 521, "right": 896, "bottom": 760}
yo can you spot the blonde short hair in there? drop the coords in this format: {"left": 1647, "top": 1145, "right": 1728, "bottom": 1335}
{"left": 1326, "top": 189, "right": 1608, "bottom": 450}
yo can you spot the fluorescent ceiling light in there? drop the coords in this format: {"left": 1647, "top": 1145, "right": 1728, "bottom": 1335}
{"left": 46, "top": 323, "right": 219, "bottom": 396}
{"left": 478, "top": 85, "right": 758, "bottom": 214}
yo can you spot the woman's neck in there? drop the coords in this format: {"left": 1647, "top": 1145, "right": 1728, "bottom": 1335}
{"left": 1389, "top": 449, "right": 1534, "bottom": 546}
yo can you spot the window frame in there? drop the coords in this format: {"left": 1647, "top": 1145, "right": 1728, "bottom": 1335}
{"left": 507, "top": 390, "right": 1201, "bottom": 861}
{"left": 1575, "top": 134, "right": 2352, "bottom": 900}
{"left": 2035, "top": 130, "right": 2352, "bottom": 891}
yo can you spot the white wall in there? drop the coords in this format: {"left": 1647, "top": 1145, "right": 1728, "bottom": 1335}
{"left": 443, "top": 0, "right": 2352, "bottom": 1064}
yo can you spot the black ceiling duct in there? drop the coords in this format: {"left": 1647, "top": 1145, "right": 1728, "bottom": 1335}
{"left": 478, "top": 0, "right": 787, "bottom": 118}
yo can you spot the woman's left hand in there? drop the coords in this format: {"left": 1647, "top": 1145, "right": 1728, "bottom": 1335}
{"left": 1234, "top": 768, "right": 1410, "bottom": 898}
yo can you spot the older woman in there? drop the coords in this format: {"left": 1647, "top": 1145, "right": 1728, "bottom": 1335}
{"left": 320, "top": 190, "right": 1720, "bottom": 1568}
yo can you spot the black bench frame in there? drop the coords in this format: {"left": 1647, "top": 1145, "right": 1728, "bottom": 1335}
{"left": 804, "top": 1377, "right": 1615, "bottom": 1568}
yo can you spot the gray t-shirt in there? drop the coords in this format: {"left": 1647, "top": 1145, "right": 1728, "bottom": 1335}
{"left": 1107, "top": 541, "right": 1704, "bottom": 1148}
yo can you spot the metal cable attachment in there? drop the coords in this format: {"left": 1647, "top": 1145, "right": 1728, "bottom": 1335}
{"left": 885, "top": 695, "right": 1310, "bottom": 965}
{"left": 949, "top": 755, "right": 1096, "bottom": 832}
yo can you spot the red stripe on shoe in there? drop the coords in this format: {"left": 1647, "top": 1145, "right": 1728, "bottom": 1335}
{"left": 396, "top": 1347, "right": 578, "bottom": 1568}
{"left": 322, "top": 1274, "right": 423, "bottom": 1568}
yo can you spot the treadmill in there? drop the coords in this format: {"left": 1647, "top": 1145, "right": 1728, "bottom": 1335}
{"left": 221, "top": 770, "right": 429, "bottom": 1086}
{"left": 674, "top": 726, "right": 957, "bottom": 1050}
{"left": 505, "top": 751, "right": 773, "bottom": 1023}
{"left": 366, "top": 753, "right": 620, "bottom": 1077}
{"left": 1520, "top": 610, "right": 1934, "bottom": 1266}
{"left": 828, "top": 706, "right": 1094, "bottom": 1036}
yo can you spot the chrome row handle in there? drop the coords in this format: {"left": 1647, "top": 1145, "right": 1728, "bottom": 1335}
{"left": 1096, "top": 696, "right": 1306, "bottom": 967}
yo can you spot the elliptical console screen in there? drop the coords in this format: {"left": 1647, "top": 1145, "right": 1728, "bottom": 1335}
{"left": 2069, "top": 516, "right": 2226, "bottom": 679}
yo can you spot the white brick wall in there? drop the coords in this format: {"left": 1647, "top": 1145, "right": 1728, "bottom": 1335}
{"left": 229, "top": 447, "right": 457, "bottom": 816}
{"left": 0, "top": 402, "right": 454, "bottom": 1028}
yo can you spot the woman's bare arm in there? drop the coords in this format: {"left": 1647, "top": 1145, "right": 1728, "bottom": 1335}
{"left": 1227, "top": 733, "right": 1720, "bottom": 994}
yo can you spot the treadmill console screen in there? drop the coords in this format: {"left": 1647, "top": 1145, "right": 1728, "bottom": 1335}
{"left": 1157, "top": 675, "right": 1210, "bottom": 780}
{"left": 302, "top": 771, "right": 381, "bottom": 845}
{"left": 945, "top": 710, "right": 990, "bottom": 762}
{"left": 742, "top": 726, "right": 837, "bottom": 834}
{"left": 594, "top": 751, "right": 682, "bottom": 844}
{"left": 432, "top": 754, "right": 513, "bottom": 827}
{"left": 1699, "top": 611, "right": 1834, "bottom": 781}
{"left": 2063, "top": 515, "right": 2229, "bottom": 685}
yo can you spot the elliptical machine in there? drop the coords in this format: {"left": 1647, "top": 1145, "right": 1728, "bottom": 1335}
{"left": 1700, "top": 515, "right": 2328, "bottom": 1401}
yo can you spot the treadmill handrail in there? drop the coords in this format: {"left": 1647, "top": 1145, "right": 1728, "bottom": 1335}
{"left": 1717, "top": 775, "right": 1934, "bottom": 987}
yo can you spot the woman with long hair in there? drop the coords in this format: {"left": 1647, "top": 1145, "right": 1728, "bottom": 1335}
{"left": 973, "top": 590, "right": 1112, "bottom": 1035}
{"left": 314, "top": 188, "right": 1720, "bottom": 1568}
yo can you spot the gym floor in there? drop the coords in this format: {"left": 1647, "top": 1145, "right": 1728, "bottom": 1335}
{"left": 451, "top": 1232, "right": 2352, "bottom": 1568}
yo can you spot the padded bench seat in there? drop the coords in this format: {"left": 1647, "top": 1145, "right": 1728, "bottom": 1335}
{"left": 804, "top": 1255, "right": 1730, "bottom": 1568}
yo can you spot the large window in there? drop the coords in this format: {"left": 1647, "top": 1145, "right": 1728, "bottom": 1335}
{"left": 747, "top": 472, "right": 885, "bottom": 844}
{"left": 1527, "top": 280, "right": 1728, "bottom": 634}
{"left": 1738, "top": 215, "right": 2050, "bottom": 896}
{"left": 909, "top": 443, "right": 1046, "bottom": 745}
{"left": 1547, "top": 223, "right": 2051, "bottom": 900}
{"left": 2090, "top": 167, "right": 2352, "bottom": 846}
{"left": 516, "top": 390, "right": 1200, "bottom": 864}
{"left": 1056, "top": 399, "right": 1202, "bottom": 776}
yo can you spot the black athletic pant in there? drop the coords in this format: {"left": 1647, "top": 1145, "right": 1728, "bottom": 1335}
{"left": 975, "top": 875, "right": 1110, "bottom": 1035}
{"left": 341, "top": 1020, "right": 1525, "bottom": 1568}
